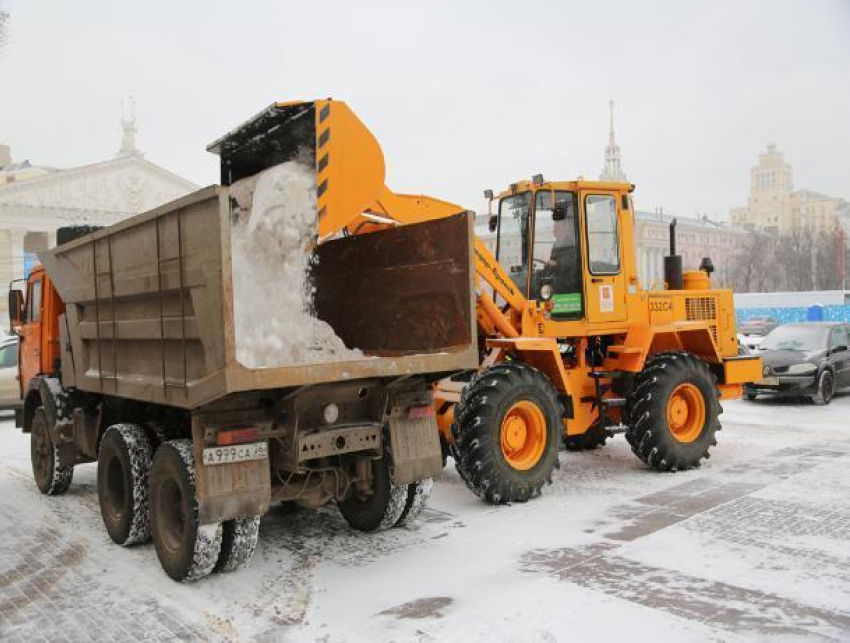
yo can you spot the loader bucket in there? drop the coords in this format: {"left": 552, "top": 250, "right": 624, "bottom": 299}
{"left": 207, "top": 100, "right": 387, "bottom": 239}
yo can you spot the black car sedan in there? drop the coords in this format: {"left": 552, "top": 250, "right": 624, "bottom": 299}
{"left": 744, "top": 322, "right": 850, "bottom": 405}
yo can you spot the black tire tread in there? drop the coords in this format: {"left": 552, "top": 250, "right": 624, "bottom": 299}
{"left": 625, "top": 352, "right": 722, "bottom": 472}
{"left": 453, "top": 363, "right": 561, "bottom": 504}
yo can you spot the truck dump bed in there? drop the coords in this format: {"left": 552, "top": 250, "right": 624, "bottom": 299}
{"left": 41, "top": 186, "right": 476, "bottom": 409}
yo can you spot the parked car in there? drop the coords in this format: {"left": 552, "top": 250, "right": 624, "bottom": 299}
{"left": 739, "top": 315, "right": 780, "bottom": 336}
{"left": 744, "top": 322, "right": 850, "bottom": 405}
{"left": 738, "top": 333, "right": 763, "bottom": 353}
{"left": 0, "top": 336, "right": 21, "bottom": 411}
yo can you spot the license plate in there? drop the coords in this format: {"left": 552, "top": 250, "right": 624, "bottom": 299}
{"left": 757, "top": 377, "right": 779, "bottom": 386}
{"left": 203, "top": 441, "right": 268, "bottom": 466}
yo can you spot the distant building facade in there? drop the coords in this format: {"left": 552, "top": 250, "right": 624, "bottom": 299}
{"left": 0, "top": 111, "right": 198, "bottom": 314}
{"left": 729, "top": 144, "right": 847, "bottom": 235}
{"left": 633, "top": 210, "right": 750, "bottom": 289}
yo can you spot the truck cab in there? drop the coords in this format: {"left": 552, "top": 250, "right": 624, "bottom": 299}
{"left": 8, "top": 265, "right": 64, "bottom": 428}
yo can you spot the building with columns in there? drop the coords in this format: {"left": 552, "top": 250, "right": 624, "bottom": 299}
{"left": 633, "top": 210, "right": 750, "bottom": 289}
{"left": 729, "top": 144, "right": 847, "bottom": 235}
{"left": 0, "top": 111, "right": 198, "bottom": 315}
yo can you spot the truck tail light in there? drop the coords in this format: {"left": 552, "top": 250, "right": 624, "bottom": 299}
{"left": 408, "top": 406, "right": 434, "bottom": 420}
{"left": 216, "top": 427, "right": 260, "bottom": 446}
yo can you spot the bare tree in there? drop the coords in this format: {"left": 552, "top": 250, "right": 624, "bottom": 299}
{"left": 732, "top": 226, "right": 843, "bottom": 293}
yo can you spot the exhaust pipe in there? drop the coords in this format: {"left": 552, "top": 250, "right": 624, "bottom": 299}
{"left": 664, "top": 218, "right": 684, "bottom": 290}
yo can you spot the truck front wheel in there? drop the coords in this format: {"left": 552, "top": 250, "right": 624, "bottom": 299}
{"left": 149, "top": 440, "right": 222, "bottom": 582}
{"left": 30, "top": 407, "right": 73, "bottom": 495}
{"left": 97, "top": 424, "right": 153, "bottom": 546}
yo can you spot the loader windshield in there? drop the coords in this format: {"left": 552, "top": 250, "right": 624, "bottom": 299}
{"left": 532, "top": 191, "right": 583, "bottom": 318}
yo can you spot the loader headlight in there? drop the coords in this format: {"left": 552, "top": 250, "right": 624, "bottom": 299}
{"left": 540, "top": 284, "right": 554, "bottom": 301}
{"left": 787, "top": 363, "right": 817, "bottom": 375}
{"left": 323, "top": 403, "right": 340, "bottom": 424}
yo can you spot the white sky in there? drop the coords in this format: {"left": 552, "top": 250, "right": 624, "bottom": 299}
{"left": 1, "top": 0, "right": 848, "bottom": 219}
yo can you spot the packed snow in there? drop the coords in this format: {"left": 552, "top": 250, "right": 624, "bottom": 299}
{"left": 229, "top": 161, "right": 364, "bottom": 368}
{"left": 1, "top": 394, "right": 850, "bottom": 641}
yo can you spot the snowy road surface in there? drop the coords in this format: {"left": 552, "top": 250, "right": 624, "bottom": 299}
{"left": 1, "top": 395, "right": 849, "bottom": 642}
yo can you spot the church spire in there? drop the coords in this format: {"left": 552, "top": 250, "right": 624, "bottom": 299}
{"left": 117, "top": 97, "right": 141, "bottom": 157}
{"left": 600, "top": 100, "right": 627, "bottom": 182}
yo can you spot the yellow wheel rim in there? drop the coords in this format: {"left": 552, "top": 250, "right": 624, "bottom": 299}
{"left": 500, "top": 401, "right": 547, "bottom": 471}
{"left": 667, "top": 383, "right": 706, "bottom": 443}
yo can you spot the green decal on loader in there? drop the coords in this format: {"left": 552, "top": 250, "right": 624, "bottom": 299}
{"left": 552, "top": 293, "right": 582, "bottom": 314}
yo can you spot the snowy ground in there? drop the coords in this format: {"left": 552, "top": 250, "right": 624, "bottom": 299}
{"left": 1, "top": 394, "right": 849, "bottom": 642}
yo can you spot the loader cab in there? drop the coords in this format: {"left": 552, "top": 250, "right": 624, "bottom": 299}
{"left": 491, "top": 179, "right": 633, "bottom": 326}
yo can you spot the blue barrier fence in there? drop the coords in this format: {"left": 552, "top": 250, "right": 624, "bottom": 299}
{"left": 736, "top": 305, "right": 850, "bottom": 325}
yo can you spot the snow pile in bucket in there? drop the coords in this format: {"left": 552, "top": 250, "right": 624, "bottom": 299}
{"left": 230, "top": 161, "right": 364, "bottom": 367}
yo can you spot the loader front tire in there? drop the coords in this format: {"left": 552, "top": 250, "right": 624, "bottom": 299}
{"left": 149, "top": 440, "right": 222, "bottom": 582}
{"left": 31, "top": 407, "right": 73, "bottom": 496}
{"left": 338, "top": 456, "right": 407, "bottom": 532}
{"left": 97, "top": 424, "right": 153, "bottom": 546}
{"left": 625, "top": 352, "right": 721, "bottom": 472}
{"left": 453, "top": 363, "right": 561, "bottom": 504}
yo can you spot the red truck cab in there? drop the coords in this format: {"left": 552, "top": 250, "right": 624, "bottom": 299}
{"left": 8, "top": 264, "right": 64, "bottom": 427}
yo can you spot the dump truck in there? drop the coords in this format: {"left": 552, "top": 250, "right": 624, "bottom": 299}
{"left": 9, "top": 100, "right": 477, "bottom": 582}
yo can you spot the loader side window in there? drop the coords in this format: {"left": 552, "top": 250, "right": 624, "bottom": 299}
{"left": 497, "top": 192, "right": 532, "bottom": 294}
{"left": 532, "top": 190, "right": 582, "bottom": 318}
{"left": 585, "top": 195, "right": 620, "bottom": 275}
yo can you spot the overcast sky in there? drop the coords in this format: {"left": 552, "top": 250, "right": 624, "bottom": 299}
{"left": 1, "top": 0, "right": 848, "bottom": 219}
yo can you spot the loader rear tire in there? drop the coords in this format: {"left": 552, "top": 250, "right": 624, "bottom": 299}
{"left": 215, "top": 516, "right": 261, "bottom": 573}
{"left": 150, "top": 440, "right": 222, "bottom": 582}
{"left": 625, "top": 352, "right": 721, "bottom": 472}
{"left": 453, "top": 363, "right": 561, "bottom": 504}
{"left": 97, "top": 424, "right": 153, "bottom": 546}
{"left": 338, "top": 456, "right": 407, "bottom": 532}
{"left": 31, "top": 407, "right": 73, "bottom": 496}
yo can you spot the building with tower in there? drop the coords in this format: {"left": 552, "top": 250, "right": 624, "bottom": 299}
{"left": 599, "top": 100, "right": 627, "bottom": 183}
{"left": 0, "top": 104, "right": 198, "bottom": 316}
{"left": 729, "top": 143, "right": 846, "bottom": 235}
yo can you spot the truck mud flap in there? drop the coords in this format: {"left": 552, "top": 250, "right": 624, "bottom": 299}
{"left": 388, "top": 405, "right": 443, "bottom": 485}
{"left": 192, "top": 421, "right": 271, "bottom": 524}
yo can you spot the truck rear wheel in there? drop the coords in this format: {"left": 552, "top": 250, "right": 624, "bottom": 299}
{"left": 338, "top": 457, "right": 408, "bottom": 532}
{"left": 453, "top": 363, "right": 561, "bottom": 504}
{"left": 30, "top": 407, "right": 73, "bottom": 495}
{"left": 149, "top": 440, "right": 222, "bottom": 582}
{"left": 394, "top": 478, "right": 433, "bottom": 527}
{"left": 625, "top": 352, "right": 721, "bottom": 471}
{"left": 215, "top": 516, "right": 261, "bottom": 573}
{"left": 97, "top": 424, "right": 153, "bottom": 546}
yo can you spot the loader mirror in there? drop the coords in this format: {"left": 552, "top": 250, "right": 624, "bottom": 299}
{"left": 8, "top": 289, "right": 23, "bottom": 328}
{"left": 488, "top": 215, "right": 498, "bottom": 233}
{"left": 552, "top": 204, "right": 567, "bottom": 221}
{"left": 483, "top": 189, "right": 494, "bottom": 200}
